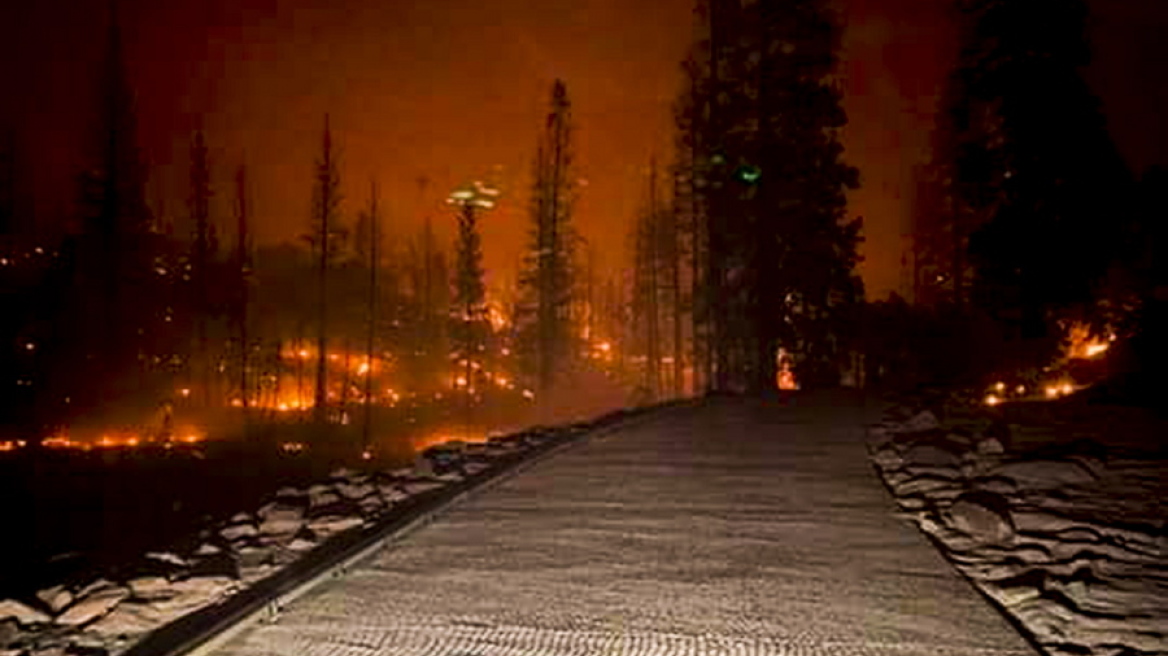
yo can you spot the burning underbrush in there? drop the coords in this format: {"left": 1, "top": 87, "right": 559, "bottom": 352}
{"left": 978, "top": 321, "right": 1117, "bottom": 409}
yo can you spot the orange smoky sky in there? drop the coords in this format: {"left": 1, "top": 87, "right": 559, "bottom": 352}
{"left": 2, "top": 0, "right": 1165, "bottom": 300}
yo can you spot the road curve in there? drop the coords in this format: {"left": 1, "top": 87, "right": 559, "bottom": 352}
{"left": 211, "top": 394, "right": 1035, "bottom": 656}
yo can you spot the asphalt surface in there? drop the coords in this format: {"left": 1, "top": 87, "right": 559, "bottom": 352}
{"left": 212, "top": 393, "right": 1036, "bottom": 656}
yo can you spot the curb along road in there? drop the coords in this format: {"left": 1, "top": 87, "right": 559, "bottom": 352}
{"left": 123, "top": 400, "right": 687, "bottom": 656}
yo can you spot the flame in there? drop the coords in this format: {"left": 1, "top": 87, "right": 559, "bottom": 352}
{"left": 410, "top": 431, "right": 487, "bottom": 452}
{"left": 1042, "top": 381, "right": 1077, "bottom": 400}
{"left": 1064, "top": 322, "right": 1113, "bottom": 360}
{"left": 775, "top": 348, "right": 798, "bottom": 391}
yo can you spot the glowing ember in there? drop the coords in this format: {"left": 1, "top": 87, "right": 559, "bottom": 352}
{"left": 1064, "top": 321, "right": 1114, "bottom": 360}
{"left": 1084, "top": 343, "right": 1109, "bottom": 357}
{"left": 984, "top": 394, "right": 1001, "bottom": 407}
{"left": 43, "top": 435, "right": 76, "bottom": 449}
{"left": 775, "top": 348, "right": 798, "bottom": 391}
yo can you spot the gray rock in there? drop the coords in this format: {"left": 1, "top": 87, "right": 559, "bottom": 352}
{"left": 335, "top": 482, "right": 375, "bottom": 500}
{"left": 55, "top": 587, "right": 129, "bottom": 627}
{"left": 35, "top": 585, "right": 72, "bottom": 614}
{"left": 235, "top": 545, "right": 272, "bottom": 569}
{"left": 127, "top": 577, "right": 172, "bottom": 601}
{"left": 308, "top": 485, "right": 341, "bottom": 509}
{"left": 946, "top": 491, "right": 1014, "bottom": 544}
{"left": 0, "top": 600, "right": 50, "bottom": 626}
{"left": 896, "top": 473, "right": 959, "bottom": 497}
{"left": 219, "top": 523, "right": 258, "bottom": 541}
{"left": 976, "top": 437, "right": 1005, "bottom": 456}
{"left": 899, "top": 410, "right": 940, "bottom": 433}
{"left": 995, "top": 459, "right": 1098, "bottom": 489}
{"left": 306, "top": 515, "right": 363, "bottom": 537}
{"left": 258, "top": 507, "right": 304, "bottom": 537}
{"left": 970, "top": 475, "right": 1018, "bottom": 495}
{"left": 903, "top": 443, "right": 961, "bottom": 469}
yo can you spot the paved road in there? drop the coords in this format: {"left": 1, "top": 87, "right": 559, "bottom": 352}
{"left": 214, "top": 395, "right": 1035, "bottom": 656}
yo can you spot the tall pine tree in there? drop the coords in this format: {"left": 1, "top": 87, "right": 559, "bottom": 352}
{"left": 520, "top": 80, "right": 579, "bottom": 394}
{"left": 946, "top": 0, "right": 1132, "bottom": 364}
{"left": 676, "top": 0, "right": 862, "bottom": 392}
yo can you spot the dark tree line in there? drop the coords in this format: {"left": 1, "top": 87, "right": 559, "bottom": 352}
{"left": 0, "top": 9, "right": 541, "bottom": 439}
{"left": 672, "top": 0, "right": 864, "bottom": 394}
{"left": 902, "top": 0, "right": 1165, "bottom": 395}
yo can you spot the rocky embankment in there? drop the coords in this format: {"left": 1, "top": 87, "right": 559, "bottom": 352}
{"left": 0, "top": 421, "right": 598, "bottom": 656}
{"left": 869, "top": 405, "right": 1167, "bottom": 656}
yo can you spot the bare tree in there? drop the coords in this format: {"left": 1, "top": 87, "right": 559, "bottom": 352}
{"left": 311, "top": 114, "right": 342, "bottom": 423}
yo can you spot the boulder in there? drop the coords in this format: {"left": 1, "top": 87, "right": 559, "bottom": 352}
{"left": 258, "top": 507, "right": 304, "bottom": 537}
{"left": 239, "top": 564, "right": 275, "bottom": 585}
{"left": 379, "top": 485, "right": 410, "bottom": 504}
{"left": 219, "top": 523, "right": 258, "bottom": 542}
{"left": 335, "top": 482, "right": 375, "bottom": 500}
{"left": 144, "top": 551, "right": 188, "bottom": 568}
{"left": 308, "top": 485, "right": 341, "bottom": 509}
{"left": 976, "top": 437, "right": 1005, "bottom": 456}
{"left": 148, "top": 576, "right": 235, "bottom": 616}
{"left": 903, "top": 443, "right": 962, "bottom": 469}
{"left": 35, "top": 585, "right": 72, "bottom": 614}
{"left": 286, "top": 537, "right": 316, "bottom": 552}
{"left": 969, "top": 475, "right": 1018, "bottom": 496}
{"left": 400, "top": 480, "right": 444, "bottom": 495}
{"left": 0, "top": 619, "right": 20, "bottom": 646}
{"left": 235, "top": 546, "right": 272, "bottom": 570}
{"left": 895, "top": 473, "right": 959, "bottom": 497}
{"left": 995, "top": 459, "right": 1099, "bottom": 489}
{"left": 870, "top": 442, "right": 903, "bottom": 469}
{"left": 127, "top": 577, "right": 172, "bottom": 601}
{"left": 946, "top": 491, "right": 1015, "bottom": 544}
{"left": 898, "top": 410, "right": 940, "bottom": 433}
{"left": 0, "top": 599, "right": 50, "bottom": 626}
{"left": 86, "top": 602, "right": 161, "bottom": 638}
{"left": 306, "top": 515, "right": 363, "bottom": 537}
{"left": 330, "top": 467, "right": 356, "bottom": 479}
{"left": 55, "top": 587, "right": 129, "bottom": 627}
{"left": 74, "top": 580, "right": 115, "bottom": 600}
{"left": 358, "top": 495, "right": 384, "bottom": 515}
